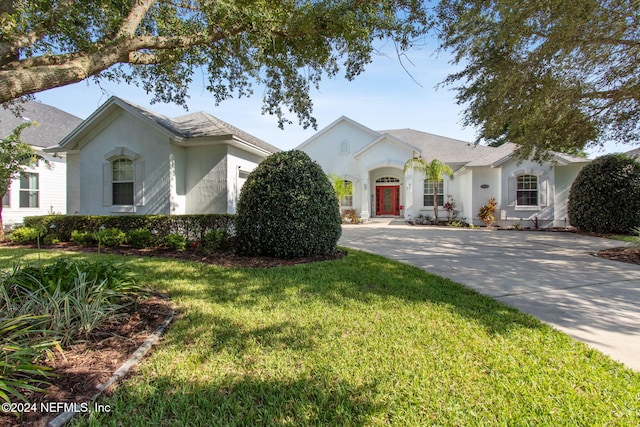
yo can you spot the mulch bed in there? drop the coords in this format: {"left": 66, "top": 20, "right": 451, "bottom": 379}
{"left": 0, "top": 295, "right": 174, "bottom": 427}
{"left": 596, "top": 247, "right": 640, "bottom": 266}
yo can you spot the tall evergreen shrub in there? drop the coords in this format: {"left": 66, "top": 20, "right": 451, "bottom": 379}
{"left": 236, "top": 150, "right": 341, "bottom": 258}
{"left": 568, "top": 154, "right": 640, "bottom": 234}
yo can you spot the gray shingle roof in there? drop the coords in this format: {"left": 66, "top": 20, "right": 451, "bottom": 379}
{"left": 116, "top": 98, "right": 280, "bottom": 154}
{"left": 626, "top": 147, "right": 640, "bottom": 158}
{"left": 0, "top": 100, "right": 82, "bottom": 148}
{"left": 379, "top": 129, "right": 495, "bottom": 164}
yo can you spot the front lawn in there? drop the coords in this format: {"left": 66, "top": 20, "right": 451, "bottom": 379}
{"left": 2, "top": 248, "right": 639, "bottom": 426}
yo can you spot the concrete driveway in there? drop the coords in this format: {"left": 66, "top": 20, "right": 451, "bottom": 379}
{"left": 339, "top": 220, "right": 640, "bottom": 371}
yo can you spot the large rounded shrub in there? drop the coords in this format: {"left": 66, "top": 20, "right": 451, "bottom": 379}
{"left": 236, "top": 150, "right": 341, "bottom": 258}
{"left": 569, "top": 153, "right": 640, "bottom": 234}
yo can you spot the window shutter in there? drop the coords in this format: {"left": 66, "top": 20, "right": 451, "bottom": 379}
{"left": 134, "top": 160, "right": 144, "bottom": 206}
{"left": 507, "top": 177, "right": 516, "bottom": 206}
{"left": 103, "top": 163, "right": 112, "bottom": 206}
{"left": 539, "top": 177, "right": 548, "bottom": 207}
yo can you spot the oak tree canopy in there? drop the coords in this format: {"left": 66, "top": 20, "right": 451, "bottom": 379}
{"left": 0, "top": 0, "right": 428, "bottom": 128}
{"left": 435, "top": 0, "right": 640, "bottom": 160}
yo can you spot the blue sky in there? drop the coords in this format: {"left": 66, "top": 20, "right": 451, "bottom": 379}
{"left": 34, "top": 42, "right": 633, "bottom": 158}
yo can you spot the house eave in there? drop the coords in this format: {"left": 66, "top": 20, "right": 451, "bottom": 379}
{"left": 173, "top": 135, "right": 274, "bottom": 157}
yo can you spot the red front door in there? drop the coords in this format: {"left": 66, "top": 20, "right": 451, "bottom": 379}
{"left": 376, "top": 186, "right": 400, "bottom": 216}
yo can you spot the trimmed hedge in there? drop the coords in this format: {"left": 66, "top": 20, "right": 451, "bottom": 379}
{"left": 23, "top": 214, "right": 236, "bottom": 243}
{"left": 235, "top": 150, "right": 342, "bottom": 258}
{"left": 568, "top": 153, "right": 640, "bottom": 234}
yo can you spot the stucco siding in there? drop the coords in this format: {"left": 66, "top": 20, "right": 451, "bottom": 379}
{"left": 226, "top": 146, "right": 263, "bottom": 214}
{"left": 471, "top": 167, "right": 501, "bottom": 226}
{"left": 554, "top": 164, "right": 585, "bottom": 227}
{"left": 76, "top": 110, "right": 172, "bottom": 215}
{"left": 500, "top": 160, "right": 555, "bottom": 227}
{"left": 169, "top": 144, "right": 187, "bottom": 214}
{"left": 185, "top": 145, "right": 227, "bottom": 214}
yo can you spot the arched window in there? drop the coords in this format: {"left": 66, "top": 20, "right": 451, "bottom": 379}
{"left": 103, "top": 147, "right": 144, "bottom": 210}
{"left": 516, "top": 175, "right": 538, "bottom": 206}
{"left": 112, "top": 158, "right": 134, "bottom": 205}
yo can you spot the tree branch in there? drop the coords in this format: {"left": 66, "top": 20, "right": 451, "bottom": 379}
{"left": 116, "top": 0, "right": 157, "bottom": 38}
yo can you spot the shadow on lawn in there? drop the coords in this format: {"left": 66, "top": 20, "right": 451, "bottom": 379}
{"left": 100, "top": 373, "right": 383, "bottom": 426}
{"left": 132, "top": 249, "right": 544, "bottom": 337}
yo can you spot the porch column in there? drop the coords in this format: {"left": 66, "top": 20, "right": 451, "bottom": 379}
{"left": 360, "top": 174, "right": 370, "bottom": 220}
{"left": 404, "top": 169, "right": 414, "bottom": 220}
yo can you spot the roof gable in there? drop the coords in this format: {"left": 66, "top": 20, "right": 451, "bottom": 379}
{"left": 51, "top": 97, "right": 279, "bottom": 155}
{"left": 296, "top": 116, "right": 380, "bottom": 151}
{"left": 380, "top": 129, "right": 493, "bottom": 164}
{"left": 353, "top": 133, "right": 420, "bottom": 159}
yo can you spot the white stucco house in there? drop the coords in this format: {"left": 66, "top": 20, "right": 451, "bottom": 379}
{"left": 46, "top": 96, "right": 280, "bottom": 215}
{"left": 0, "top": 101, "right": 82, "bottom": 229}
{"left": 298, "top": 116, "right": 590, "bottom": 227}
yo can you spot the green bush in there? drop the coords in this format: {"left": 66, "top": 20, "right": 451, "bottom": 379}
{"left": 70, "top": 230, "right": 96, "bottom": 246}
{"left": 203, "top": 228, "right": 231, "bottom": 250}
{"left": 127, "top": 228, "right": 153, "bottom": 248}
{"left": 1, "top": 259, "right": 142, "bottom": 346}
{"left": 95, "top": 227, "right": 126, "bottom": 247}
{"left": 569, "top": 154, "right": 640, "bottom": 234}
{"left": 43, "top": 234, "right": 60, "bottom": 245}
{"left": 24, "top": 214, "right": 235, "bottom": 242}
{"left": 235, "top": 150, "right": 342, "bottom": 258}
{"left": 9, "top": 227, "right": 39, "bottom": 244}
{"left": 165, "top": 233, "right": 186, "bottom": 251}
{"left": 0, "top": 315, "right": 55, "bottom": 403}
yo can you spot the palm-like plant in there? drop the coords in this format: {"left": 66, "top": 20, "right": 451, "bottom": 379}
{"left": 404, "top": 157, "right": 454, "bottom": 220}
{"left": 327, "top": 174, "right": 353, "bottom": 209}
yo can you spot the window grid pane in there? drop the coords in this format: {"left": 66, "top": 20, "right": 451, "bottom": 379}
{"left": 113, "top": 182, "right": 134, "bottom": 205}
{"left": 516, "top": 175, "right": 538, "bottom": 206}
{"left": 19, "top": 173, "right": 39, "bottom": 208}
{"left": 423, "top": 180, "right": 444, "bottom": 206}
{"left": 113, "top": 158, "right": 134, "bottom": 182}
{"left": 112, "top": 158, "right": 134, "bottom": 205}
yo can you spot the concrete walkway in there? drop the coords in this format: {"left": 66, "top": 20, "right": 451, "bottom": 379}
{"left": 339, "top": 220, "right": 640, "bottom": 371}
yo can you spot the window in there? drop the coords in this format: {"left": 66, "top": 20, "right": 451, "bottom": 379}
{"left": 517, "top": 175, "right": 538, "bottom": 206}
{"left": 112, "top": 158, "right": 134, "bottom": 205}
{"left": 340, "top": 180, "right": 353, "bottom": 207}
{"left": 19, "top": 173, "right": 39, "bottom": 208}
{"left": 2, "top": 190, "right": 9, "bottom": 208}
{"left": 423, "top": 179, "right": 444, "bottom": 206}
{"left": 375, "top": 177, "right": 400, "bottom": 183}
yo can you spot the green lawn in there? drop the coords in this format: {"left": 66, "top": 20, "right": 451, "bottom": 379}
{"left": 2, "top": 248, "right": 639, "bottom": 426}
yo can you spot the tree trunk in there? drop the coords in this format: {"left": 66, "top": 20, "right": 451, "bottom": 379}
{"left": 433, "top": 186, "right": 438, "bottom": 220}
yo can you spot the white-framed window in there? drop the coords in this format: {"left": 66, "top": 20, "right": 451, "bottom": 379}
{"left": 103, "top": 147, "right": 144, "bottom": 209}
{"left": 516, "top": 175, "right": 538, "bottom": 206}
{"left": 19, "top": 172, "right": 39, "bottom": 208}
{"left": 112, "top": 158, "right": 134, "bottom": 205}
{"left": 423, "top": 179, "right": 444, "bottom": 206}
{"left": 340, "top": 180, "right": 353, "bottom": 207}
{"left": 2, "top": 190, "right": 10, "bottom": 208}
